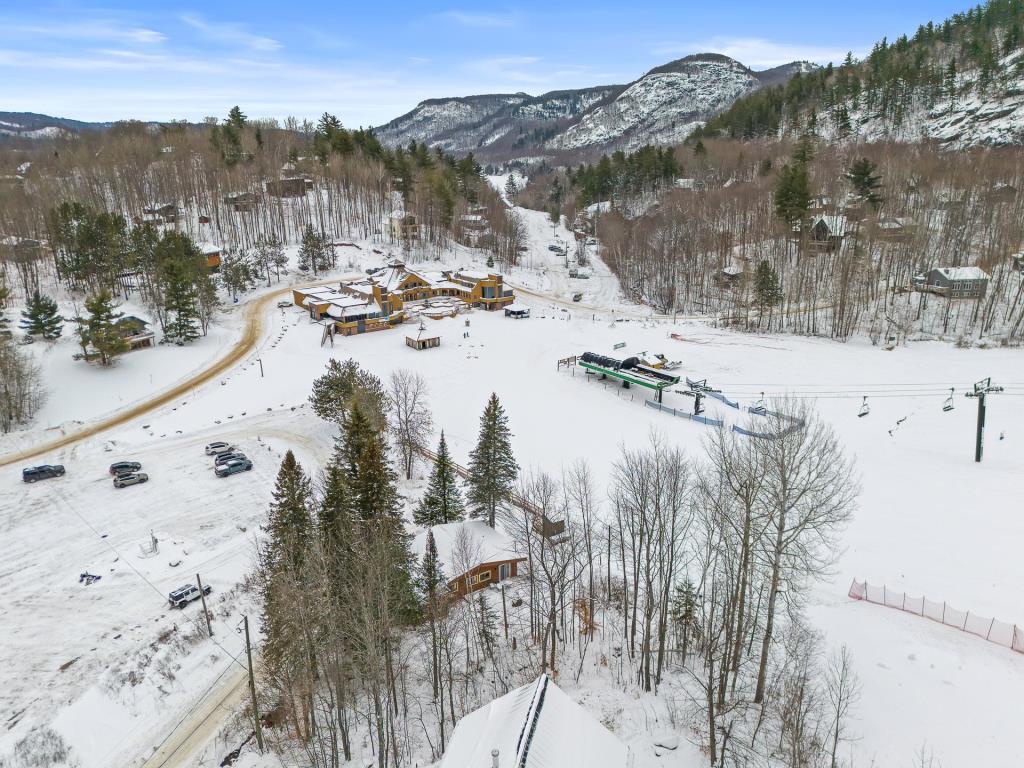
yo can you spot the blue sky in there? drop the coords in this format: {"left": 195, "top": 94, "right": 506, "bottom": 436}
{"left": 1, "top": 1, "right": 971, "bottom": 126}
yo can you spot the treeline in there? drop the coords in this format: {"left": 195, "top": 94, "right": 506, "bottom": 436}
{"left": 569, "top": 145, "right": 681, "bottom": 206}
{"left": 693, "top": 0, "right": 1024, "bottom": 140}
{"left": 594, "top": 137, "right": 1024, "bottom": 342}
{"left": 0, "top": 105, "right": 521, "bottom": 305}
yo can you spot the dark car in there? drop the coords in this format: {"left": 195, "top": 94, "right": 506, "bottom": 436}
{"left": 215, "top": 458, "right": 253, "bottom": 477}
{"left": 214, "top": 451, "right": 247, "bottom": 468}
{"left": 113, "top": 472, "right": 149, "bottom": 489}
{"left": 22, "top": 465, "right": 65, "bottom": 483}
{"left": 109, "top": 461, "right": 142, "bottom": 476}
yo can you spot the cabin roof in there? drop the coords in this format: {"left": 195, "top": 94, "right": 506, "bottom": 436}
{"left": 412, "top": 520, "right": 520, "bottom": 575}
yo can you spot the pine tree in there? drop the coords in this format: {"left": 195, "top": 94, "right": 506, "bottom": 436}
{"left": 754, "top": 260, "right": 783, "bottom": 312}
{"left": 844, "top": 157, "right": 884, "bottom": 210}
{"left": 504, "top": 174, "right": 518, "bottom": 198}
{"left": 310, "top": 358, "right": 387, "bottom": 432}
{"left": 670, "top": 578, "right": 697, "bottom": 667}
{"left": 265, "top": 450, "right": 314, "bottom": 574}
{"left": 341, "top": 403, "right": 401, "bottom": 522}
{"left": 486, "top": 254, "right": 495, "bottom": 268}
{"left": 774, "top": 162, "right": 811, "bottom": 229}
{"left": 20, "top": 292, "right": 63, "bottom": 340}
{"left": 80, "top": 289, "right": 127, "bottom": 365}
{"left": 466, "top": 393, "right": 518, "bottom": 527}
{"left": 414, "top": 432, "right": 465, "bottom": 526}
{"left": 0, "top": 280, "right": 11, "bottom": 338}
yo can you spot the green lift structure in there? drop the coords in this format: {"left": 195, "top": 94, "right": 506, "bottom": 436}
{"left": 571, "top": 351, "right": 680, "bottom": 403}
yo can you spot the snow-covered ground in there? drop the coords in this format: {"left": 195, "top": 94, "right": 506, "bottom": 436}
{"left": 2, "top": 208, "right": 1023, "bottom": 767}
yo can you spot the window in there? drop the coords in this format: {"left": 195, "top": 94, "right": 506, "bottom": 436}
{"left": 479, "top": 571, "right": 491, "bottom": 582}
{"left": 498, "top": 563, "right": 511, "bottom": 581}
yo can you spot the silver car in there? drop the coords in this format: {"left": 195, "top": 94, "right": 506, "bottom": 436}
{"left": 113, "top": 472, "right": 149, "bottom": 489}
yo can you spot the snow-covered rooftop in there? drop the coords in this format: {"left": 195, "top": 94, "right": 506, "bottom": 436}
{"left": 935, "top": 266, "right": 990, "bottom": 281}
{"left": 412, "top": 520, "right": 520, "bottom": 575}
{"left": 440, "top": 674, "right": 629, "bottom": 768}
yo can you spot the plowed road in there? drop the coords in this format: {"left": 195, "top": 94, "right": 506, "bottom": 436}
{"left": 0, "top": 281, "right": 334, "bottom": 469}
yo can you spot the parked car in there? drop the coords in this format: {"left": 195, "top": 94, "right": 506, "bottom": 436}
{"left": 276, "top": 300, "right": 292, "bottom": 309}
{"left": 547, "top": 244, "right": 562, "bottom": 252}
{"left": 168, "top": 583, "right": 212, "bottom": 609}
{"left": 113, "top": 472, "right": 149, "bottom": 489}
{"left": 109, "top": 461, "right": 142, "bottom": 476}
{"left": 214, "top": 451, "right": 247, "bottom": 467}
{"left": 22, "top": 465, "right": 65, "bottom": 483}
{"left": 16, "top": 335, "right": 34, "bottom": 345}
{"left": 572, "top": 292, "right": 583, "bottom": 302}
{"left": 215, "top": 458, "right": 253, "bottom": 477}
{"left": 204, "top": 441, "right": 233, "bottom": 455}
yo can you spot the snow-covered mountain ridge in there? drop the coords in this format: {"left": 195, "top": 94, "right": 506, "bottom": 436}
{"left": 375, "top": 54, "right": 814, "bottom": 161}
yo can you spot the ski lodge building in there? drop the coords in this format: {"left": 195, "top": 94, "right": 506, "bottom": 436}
{"left": 412, "top": 520, "right": 525, "bottom": 598}
{"left": 291, "top": 259, "right": 514, "bottom": 336}
{"left": 441, "top": 673, "right": 629, "bottom": 768}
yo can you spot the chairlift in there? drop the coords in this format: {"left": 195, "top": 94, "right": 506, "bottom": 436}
{"left": 942, "top": 387, "right": 955, "bottom": 412}
{"left": 751, "top": 391, "right": 766, "bottom": 415}
{"left": 858, "top": 396, "right": 870, "bottom": 418}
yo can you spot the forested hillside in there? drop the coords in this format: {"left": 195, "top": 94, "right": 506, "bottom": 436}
{"left": 693, "top": 0, "right": 1024, "bottom": 146}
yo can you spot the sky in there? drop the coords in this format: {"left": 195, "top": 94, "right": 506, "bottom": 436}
{"left": 0, "top": 1, "right": 973, "bottom": 127}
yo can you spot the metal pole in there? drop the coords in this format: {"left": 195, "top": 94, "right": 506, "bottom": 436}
{"left": 975, "top": 392, "right": 986, "bottom": 463}
{"left": 196, "top": 573, "right": 212, "bottom": 637}
{"left": 244, "top": 616, "right": 265, "bottom": 752}
{"left": 258, "top": 358, "right": 264, "bottom": 378}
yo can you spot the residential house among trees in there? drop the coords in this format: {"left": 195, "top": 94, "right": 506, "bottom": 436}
{"left": 440, "top": 673, "right": 629, "bottom": 768}
{"left": 265, "top": 177, "right": 311, "bottom": 198}
{"left": 412, "top": 520, "right": 524, "bottom": 598}
{"left": 140, "top": 203, "right": 179, "bottom": 225}
{"left": 116, "top": 315, "right": 155, "bottom": 349}
{"left": 806, "top": 215, "right": 847, "bottom": 251}
{"left": 197, "top": 242, "right": 222, "bottom": 271}
{"left": 389, "top": 211, "right": 422, "bottom": 241}
{"left": 917, "top": 266, "right": 991, "bottom": 299}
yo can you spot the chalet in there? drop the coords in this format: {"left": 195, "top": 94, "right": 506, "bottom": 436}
{"left": 141, "top": 203, "right": 179, "bottom": 225}
{"left": 116, "top": 315, "right": 155, "bottom": 349}
{"left": 389, "top": 211, "right": 422, "bottom": 241}
{"left": 265, "top": 177, "right": 311, "bottom": 198}
{"left": 716, "top": 264, "right": 743, "bottom": 289}
{"left": 223, "top": 192, "right": 258, "bottom": 212}
{"left": 197, "top": 242, "right": 222, "bottom": 271}
{"left": 797, "top": 215, "right": 847, "bottom": 251}
{"left": 876, "top": 217, "right": 917, "bottom": 243}
{"left": 440, "top": 674, "right": 629, "bottom": 768}
{"left": 413, "top": 520, "right": 525, "bottom": 599}
{"left": 459, "top": 213, "right": 490, "bottom": 246}
{"left": 917, "top": 267, "right": 990, "bottom": 299}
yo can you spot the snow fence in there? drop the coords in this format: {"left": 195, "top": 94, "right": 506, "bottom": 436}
{"left": 849, "top": 579, "right": 1024, "bottom": 655}
{"left": 644, "top": 399, "right": 724, "bottom": 427}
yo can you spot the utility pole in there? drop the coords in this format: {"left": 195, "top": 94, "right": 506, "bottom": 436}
{"left": 196, "top": 573, "right": 212, "bottom": 637}
{"left": 244, "top": 616, "right": 265, "bottom": 752}
{"left": 257, "top": 357, "right": 264, "bottom": 378}
{"left": 965, "top": 377, "right": 1003, "bottom": 462}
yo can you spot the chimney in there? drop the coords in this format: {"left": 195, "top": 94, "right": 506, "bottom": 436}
{"left": 491, "top": 749, "right": 499, "bottom": 768}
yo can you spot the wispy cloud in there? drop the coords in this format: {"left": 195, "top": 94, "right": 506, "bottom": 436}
{"left": 440, "top": 10, "right": 519, "bottom": 28}
{"left": 4, "top": 20, "right": 166, "bottom": 45}
{"left": 180, "top": 13, "right": 281, "bottom": 52}
{"left": 651, "top": 37, "right": 860, "bottom": 68}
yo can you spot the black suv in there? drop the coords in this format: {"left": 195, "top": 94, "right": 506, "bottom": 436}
{"left": 22, "top": 465, "right": 66, "bottom": 483}
{"left": 109, "top": 461, "right": 142, "bottom": 476}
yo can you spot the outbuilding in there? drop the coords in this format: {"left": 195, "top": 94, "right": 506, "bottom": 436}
{"left": 412, "top": 520, "right": 524, "bottom": 599}
{"left": 504, "top": 303, "right": 530, "bottom": 319}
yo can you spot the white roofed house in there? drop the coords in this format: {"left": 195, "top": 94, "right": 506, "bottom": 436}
{"left": 917, "top": 266, "right": 990, "bottom": 299}
{"left": 440, "top": 673, "right": 630, "bottom": 768}
{"left": 412, "top": 520, "right": 525, "bottom": 599}
{"left": 807, "top": 215, "right": 847, "bottom": 252}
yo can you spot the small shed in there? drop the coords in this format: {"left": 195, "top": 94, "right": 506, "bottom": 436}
{"left": 406, "top": 324, "right": 440, "bottom": 350}
{"left": 504, "top": 303, "right": 530, "bottom": 319}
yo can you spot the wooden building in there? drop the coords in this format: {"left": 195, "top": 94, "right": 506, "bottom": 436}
{"left": 197, "top": 242, "right": 222, "bottom": 271}
{"left": 389, "top": 211, "right": 422, "bottom": 241}
{"left": 223, "top": 191, "right": 258, "bottom": 212}
{"left": 266, "top": 177, "right": 312, "bottom": 198}
{"left": 916, "top": 267, "right": 990, "bottom": 299}
{"left": 116, "top": 316, "right": 155, "bottom": 349}
{"left": 406, "top": 324, "right": 440, "bottom": 350}
{"left": 413, "top": 521, "right": 525, "bottom": 599}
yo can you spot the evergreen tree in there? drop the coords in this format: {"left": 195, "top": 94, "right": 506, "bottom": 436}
{"left": 844, "top": 157, "right": 885, "bottom": 210}
{"left": 318, "top": 457, "right": 355, "bottom": 575}
{"left": 309, "top": 358, "right": 387, "bottom": 432}
{"left": 466, "top": 393, "right": 518, "bottom": 527}
{"left": 265, "top": 450, "right": 314, "bottom": 574}
{"left": 670, "top": 578, "right": 698, "bottom": 666}
{"left": 20, "top": 292, "right": 63, "bottom": 340}
{"left": 754, "top": 260, "right": 783, "bottom": 311}
{"left": 78, "top": 289, "right": 127, "bottom": 365}
{"left": 504, "top": 174, "right": 518, "bottom": 199}
{"left": 773, "top": 162, "right": 811, "bottom": 229}
{"left": 346, "top": 409, "right": 401, "bottom": 522}
{"left": 0, "top": 280, "right": 11, "bottom": 337}
{"left": 298, "top": 226, "right": 331, "bottom": 274}
{"left": 486, "top": 254, "right": 495, "bottom": 268}
{"left": 414, "top": 432, "right": 465, "bottom": 526}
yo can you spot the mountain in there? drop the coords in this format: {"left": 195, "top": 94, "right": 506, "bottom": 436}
{"left": 0, "top": 111, "right": 110, "bottom": 139}
{"left": 693, "top": 2, "right": 1024, "bottom": 149}
{"left": 374, "top": 54, "right": 813, "bottom": 162}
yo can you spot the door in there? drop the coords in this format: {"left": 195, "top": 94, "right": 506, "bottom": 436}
{"left": 498, "top": 562, "right": 511, "bottom": 581}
